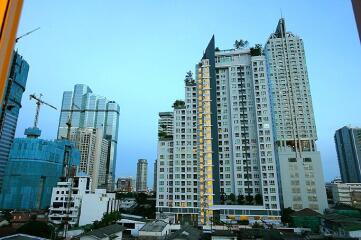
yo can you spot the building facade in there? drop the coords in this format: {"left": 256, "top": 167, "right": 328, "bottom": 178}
{"left": 48, "top": 174, "right": 120, "bottom": 227}
{"left": 136, "top": 159, "right": 148, "bottom": 192}
{"left": 334, "top": 126, "right": 361, "bottom": 183}
{"left": 265, "top": 18, "right": 327, "bottom": 212}
{"left": 156, "top": 37, "right": 281, "bottom": 226}
{"left": 153, "top": 160, "right": 157, "bottom": 192}
{"left": 330, "top": 182, "right": 361, "bottom": 207}
{"left": 71, "top": 128, "right": 108, "bottom": 190}
{"left": 0, "top": 52, "right": 29, "bottom": 190}
{"left": 0, "top": 127, "right": 80, "bottom": 209}
{"left": 116, "top": 177, "right": 133, "bottom": 192}
{"left": 57, "top": 84, "right": 120, "bottom": 190}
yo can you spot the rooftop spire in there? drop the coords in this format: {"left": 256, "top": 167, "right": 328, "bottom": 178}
{"left": 275, "top": 18, "right": 286, "bottom": 38}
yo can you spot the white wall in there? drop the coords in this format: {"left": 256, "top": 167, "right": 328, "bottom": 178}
{"left": 78, "top": 190, "right": 111, "bottom": 226}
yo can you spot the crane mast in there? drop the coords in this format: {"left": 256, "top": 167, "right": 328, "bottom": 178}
{"left": 29, "top": 93, "right": 57, "bottom": 128}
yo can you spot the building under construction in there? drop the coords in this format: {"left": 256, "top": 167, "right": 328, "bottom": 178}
{"left": 0, "top": 94, "right": 80, "bottom": 210}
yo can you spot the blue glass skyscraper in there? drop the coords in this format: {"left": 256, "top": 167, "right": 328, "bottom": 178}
{"left": 0, "top": 52, "right": 29, "bottom": 191}
{"left": 57, "top": 84, "right": 120, "bottom": 190}
{"left": 0, "top": 127, "right": 80, "bottom": 210}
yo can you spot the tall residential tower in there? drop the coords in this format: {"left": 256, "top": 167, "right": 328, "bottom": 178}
{"left": 265, "top": 19, "right": 327, "bottom": 212}
{"left": 156, "top": 37, "right": 281, "bottom": 226}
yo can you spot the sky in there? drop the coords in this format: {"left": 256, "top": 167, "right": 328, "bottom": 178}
{"left": 14, "top": 0, "right": 361, "bottom": 187}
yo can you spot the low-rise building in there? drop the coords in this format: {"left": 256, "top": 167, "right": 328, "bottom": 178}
{"left": 209, "top": 205, "right": 281, "bottom": 225}
{"left": 10, "top": 210, "right": 48, "bottom": 228}
{"left": 0, "top": 234, "right": 48, "bottom": 240}
{"left": 290, "top": 208, "right": 322, "bottom": 232}
{"left": 138, "top": 219, "right": 171, "bottom": 238}
{"left": 49, "top": 173, "right": 120, "bottom": 227}
{"left": 330, "top": 182, "right": 361, "bottom": 207}
{"left": 321, "top": 213, "right": 361, "bottom": 239}
{"left": 119, "top": 198, "right": 136, "bottom": 210}
{"left": 80, "top": 224, "right": 124, "bottom": 240}
{"left": 117, "top": 214, "right": 146, "bottom": 237}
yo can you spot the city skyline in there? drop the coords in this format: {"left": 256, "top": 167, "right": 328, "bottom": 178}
{"left": 13, "top": 0, "right": 361, "bottom": 186}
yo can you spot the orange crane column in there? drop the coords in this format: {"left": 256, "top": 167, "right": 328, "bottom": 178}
{"left": 0, "top": 0, "right": 24, "bottom": 105}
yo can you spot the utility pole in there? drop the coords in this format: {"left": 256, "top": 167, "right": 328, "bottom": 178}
{"left": 63, "top": 102, "right": 81, "bottom": 239}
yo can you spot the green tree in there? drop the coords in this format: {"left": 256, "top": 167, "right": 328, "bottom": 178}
{"left": 228, "top": 193, "right": 236, "bottom": 203}
{"left": 255, "top": 194, "right": 263, "bottom": 205}
{"left": 281, "top": 207, "right": 295, "bottom": 225}
{"left": 220, "top": 193, "right": 226, "bottom": 204}
{"left": 172, "top": 100, "right": 185, "bottom": 109}
{"left": 237, "top": 194, "right": 245, "bottom": 204}
{"left": 92, "top": 212, "right": 121, "bottom": 230}
{"left": 17, "top": 221, "right": 54, "bottom": 238}
{"left": 246, "top": 195, "right": 254, "bottom": 204}
{"left": 239, "top": 219, "right": 249, "bottom": 225}
{"left": 252, "top": 222, "right": 264, "bottom": 229}
{"left": 135, "top": 192, "right": 148, "bottom": 204}
{"left": 234, "top": 39, "right": 249, "bottom": 49}
{"left": 250, "top": 44, "right": 262, "bottom": 56}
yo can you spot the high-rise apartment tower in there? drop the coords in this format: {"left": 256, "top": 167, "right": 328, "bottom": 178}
{"left": 265, "top": 18, "right": 327, "bottom": 212}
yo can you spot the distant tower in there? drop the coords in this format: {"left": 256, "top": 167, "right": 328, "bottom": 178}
{"left": 335, "top": 126, "right": 361, "bottom": 183}
{"left": 0, "top": 52, "right": 29, "bottom": 191}
{"left": 136, "top": 159, "right": 148, "bottom": 192}
{"left": 57, "top": 84, "right": 120, "bottom": 191}
{"left": 71, "top": 128, "right": 109, "bottom": 190}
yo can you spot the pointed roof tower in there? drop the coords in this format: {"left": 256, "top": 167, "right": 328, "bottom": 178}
{"left": 275, "top": 18, "right": 286, "bottom": 38}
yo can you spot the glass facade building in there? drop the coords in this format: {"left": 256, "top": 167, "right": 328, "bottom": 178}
{"left": 0, "top": 129, "right": 80, "bottom": 209}
{"left": 57, "top": 84, "right": 120, "bottom": 190}
{"left": 335, "top": 126, "right": 361, "bottom": 183}
{"left": 0, "top": 51, "right": 29, "bottom": 191}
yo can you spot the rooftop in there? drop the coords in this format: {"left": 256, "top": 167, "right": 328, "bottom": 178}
{"left": 0, "top": 234, "right": 47, "bottom": 240}
{"left": 81, "top": 224, "right": 124, "bottom": 238}
{"left": 165, "top": 226, "right": 201, "bottom": 240}
{"left": 140, "top": 220, "right": 168, "bottom": 232}
{"left": 290, "top": 208, "right": 322, "bottom": 217}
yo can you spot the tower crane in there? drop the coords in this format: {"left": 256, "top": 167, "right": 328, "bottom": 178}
{"left": 29, "top": 93, "right": 57, "bottom": 128}
{"left": 16, "top": 27, "right": 40, "bottom": 42}
{"left": 0, "top": 27, "right": 40, "bottom": 133}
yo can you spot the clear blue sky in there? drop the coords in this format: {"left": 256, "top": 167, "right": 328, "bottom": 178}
{"left": 15, "top": 0, "right": 361, "bottom": 187}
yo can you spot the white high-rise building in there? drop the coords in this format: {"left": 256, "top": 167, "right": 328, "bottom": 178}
{"left": 71, "top": 128, "right": 108, "bottom": 190}
{"left": 212, "top": 46, "right": 280, "bottom": 219}
{"left": 156, "top": 37, "right": 281, "bottom": 226}
{"left": 265, "top": 18, "right": 327, "bottom": 212}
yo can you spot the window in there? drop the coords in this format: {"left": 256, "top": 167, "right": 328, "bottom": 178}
{"left": 288, "top": 158, "right": 297, "bottom": 163}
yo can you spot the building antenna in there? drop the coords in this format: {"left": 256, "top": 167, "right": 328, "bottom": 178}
{"left": 280, "top": 8, "right": 283, "bottom": 19}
